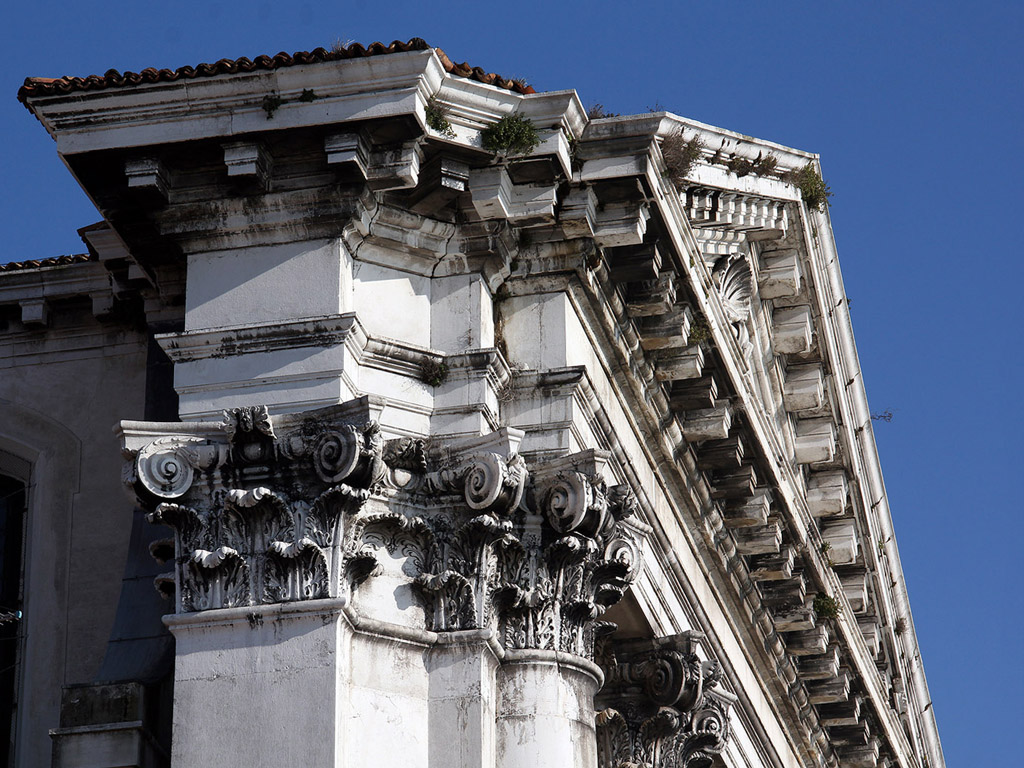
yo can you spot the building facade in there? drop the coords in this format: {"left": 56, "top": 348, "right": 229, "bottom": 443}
{"left": 3, "top": 38, "right": 943, "bottom": 768}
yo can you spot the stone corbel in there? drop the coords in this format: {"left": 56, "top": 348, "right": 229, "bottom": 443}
{"left": 758, "top": 247, "right": 802, "bottom": 299}
{"left": 19, "top": 298, "right": 48, "bottom": 327}
{"left": 559, "top": 186, "right": 598, "bottom": 238}
{"left": 626, "top": 271, "right": 677, "bottom": 318}
{"left": 593, "top": 200, "right": 650, "bottom": 247}
{"left": 407, "top": 155, "right": 470, "bottom": 216}
{"left": 124, "top": 156, "right": 168, "bottom": 200}
{"left": 366, "top": 140, "right": 422, "bottom": 190}
{"left": 222, "top": 141, "right": 272, "bottom": 190}
{"left": 595, "top": 632, "right": 736, "bottom": 768}
{"left": 325, "top": 131, "right": 369, "bottom": 176}
{"left": 468, "top": 166, "right": 557, "bottom": 224}
{"left": 772, "top": 305, "right": 814, "bottom": 355}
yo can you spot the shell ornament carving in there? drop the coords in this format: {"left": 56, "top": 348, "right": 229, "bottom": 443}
{"left": 712, "top": 253, "right": 754, "bottom": 357}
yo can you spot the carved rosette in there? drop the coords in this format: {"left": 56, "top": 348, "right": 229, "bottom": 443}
{"left": 595, "top": 633, "right": 735, "bottom": 768}
{"left": 121, "top": 401, "right": 385, "bottom": 613}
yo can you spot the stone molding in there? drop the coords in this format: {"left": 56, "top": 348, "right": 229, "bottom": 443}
{"left": 595, "top": 632, "right": 737, "bottom": 768}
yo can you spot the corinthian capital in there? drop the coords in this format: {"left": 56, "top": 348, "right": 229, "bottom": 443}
{"left": 119, "top": 397, "right": 386, "bottom": 613}
{"left": 595, "top": 632, "right": 736, "bottom": 768}
{"left": 531, "top": 449, "right": 637, "bottom": 542}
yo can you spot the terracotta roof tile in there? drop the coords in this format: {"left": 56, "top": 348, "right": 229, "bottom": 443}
{"left": 0, "top": 253, "right": 94, "bottom": 272}
{"left": 18, "top": 39, "right": 535, "bottom": 102}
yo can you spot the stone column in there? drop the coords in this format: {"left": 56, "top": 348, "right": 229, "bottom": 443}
{"left": 488, "top": 451, "right": 642, "bottom": 768}
{"left": 426, "top": 634, "right": 501, "bottom": 768}
{"left": 166, "top": 600, "right": 351, "bottom": 767}
{"left": 496, "top": 651, "right": 603, "bottom": 768}
{"left": 119, "top": 399, "right": 386, "bottom": 768}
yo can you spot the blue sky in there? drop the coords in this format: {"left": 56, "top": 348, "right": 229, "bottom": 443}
{"left": 2, "top": 1, "right": 1021, "bottom": 764}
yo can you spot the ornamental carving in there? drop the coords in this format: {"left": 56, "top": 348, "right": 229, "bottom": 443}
{"left": 121, "top": 399, "right": 386, "bottom": 613}
{"left": 712, "top": 253, "right": 753, "bottom": 356}
{"left": 122, "top": 407, "right": 645, "bottom": 662}
{"left": 352, "top": 442, "right": 644, "bottom": 660}
{"left": 595, "top": 632, "right": 736, "bottom": 768}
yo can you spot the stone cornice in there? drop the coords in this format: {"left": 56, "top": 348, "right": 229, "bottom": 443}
{"left": 156, "top": 313, "right": 367, "bottom": 363}
{"left": 24, "top": 47, "right": 586, "bottom": 173}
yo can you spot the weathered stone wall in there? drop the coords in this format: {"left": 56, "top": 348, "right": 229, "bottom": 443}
{"left": 0, "top": 298, "right": 149, "bottom": 767}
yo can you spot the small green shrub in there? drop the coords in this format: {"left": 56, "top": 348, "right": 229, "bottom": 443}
{"left": 787, "top": 162, "right": 833, "bottom": 211}
{"left": 813, "top": 592, "right": 841, "bottom": 621}
{"left": 425, "top": 98, "right": 456, "bottom": 138}
{"left": 661, "top": 131, "right": 705, "bottom": 187}
{"left": 482, "top": 114, "right": 541, "bottom": 156}
{"left": 819, "top": 541, "right": 835, "bottom": 567}
{"left": 687, "top": 317, "right": 712, "bottom": 346}
{"left": 298, "top": 89, "right": 318, "bottom": 103}
{"left": 727, "top": 153, "right": 779, "bottom": 178}
{"left": 262, "top": 94, "right": 283, "bottom": 119}
{"left": 420, "top": 360, "right": 449, "bottom": 388}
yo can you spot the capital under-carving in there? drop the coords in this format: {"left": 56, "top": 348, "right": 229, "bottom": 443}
{"left": 595, "top": 632, "right": 736, "bottom": 768}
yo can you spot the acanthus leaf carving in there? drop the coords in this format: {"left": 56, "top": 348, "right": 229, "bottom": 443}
{"left": 595, "top": 633, "right": 736, "bottom": 768}
{"left": 128, "top": 400, "right": 388, "bottom": 613}
{"left": 147, "top": 482, "right": 371, "bottom": 612}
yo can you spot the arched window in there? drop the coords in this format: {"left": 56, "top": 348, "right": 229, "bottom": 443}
{"left": 0, "top": 474, "right": 26, "bottom": 768}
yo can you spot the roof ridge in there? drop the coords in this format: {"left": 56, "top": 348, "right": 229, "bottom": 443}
{"left": 0, "top": 253, "right": 94, "bottom": 272}
{"left": 18, "top": 38, "right": 535, "bottom": 102}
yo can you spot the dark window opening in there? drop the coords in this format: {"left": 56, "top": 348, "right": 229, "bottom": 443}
{"left": 0, "top": 475, "right": 26, "bottom": 768}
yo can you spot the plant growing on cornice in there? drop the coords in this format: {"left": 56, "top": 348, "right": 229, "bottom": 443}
{"left": 262, "top": 94, "right": 283, "bottom": 119}
{"left": 661, "top": 130, "right": 705, "bottom": 187}
{"left": 819, "top": 541, "right": 835, "bottom": 568}
{"left": 420, "top": 359, "right": 449, "bottom": 388}
{"left": 482, "top": 114, "right": 541, "bottom": 157}
{"left": 586, "top": 103, "right": 620, "bottom": 119}
{"left": 425, "top": 98, "right": 456, "bottom": 138}
{"left": 727, "top": 153, "right": 779, "bottom": 179}
{"left": 261, "top": 90, "right": 318, "bottom": 119}
{"left": 687, "top": 316, "right": 712, "bottom": 346}
{"left": 785, "top": 162, "right": 833, "bottom": 211}
{"left": 813, "top": 592, "right": 841, "bottom": 621}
